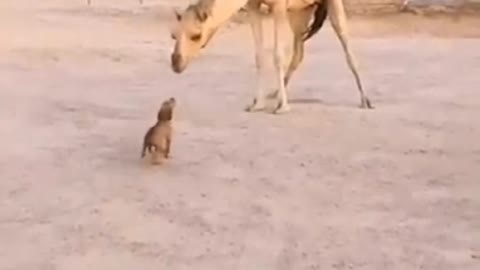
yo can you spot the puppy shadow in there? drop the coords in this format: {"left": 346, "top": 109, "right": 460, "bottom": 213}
{"left": 88, "top": 137, "right": 162, "bottom": 172}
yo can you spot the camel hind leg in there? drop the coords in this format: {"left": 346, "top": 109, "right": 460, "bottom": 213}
{"left": 328, "top": 0, "right": 373, "bottom": 109}
{"left": 267, "top": 7, "right": 312, "bottom": 100}
{"left": 284, "top": 35, "right": 304, "bottom": 87}
{"left": 284, "top": 7, "right": 313, "bottom": 87}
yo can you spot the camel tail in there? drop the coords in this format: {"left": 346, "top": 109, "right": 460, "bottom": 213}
{"left": 303, "top": 1, "right": 328, "bottom": 42}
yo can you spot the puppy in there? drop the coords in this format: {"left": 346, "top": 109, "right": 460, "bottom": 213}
{"left": 141, "top": 97, "right": 176, "bottom": 164}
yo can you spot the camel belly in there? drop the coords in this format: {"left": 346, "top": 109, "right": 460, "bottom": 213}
{"left": 258, "top": 0, "right": 318, "bottom": 12}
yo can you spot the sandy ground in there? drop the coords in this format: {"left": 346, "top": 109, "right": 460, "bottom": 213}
{"left": 0, "top": 0, "right": 479, "bottom": 269}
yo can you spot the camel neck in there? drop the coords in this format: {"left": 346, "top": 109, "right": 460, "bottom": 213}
{"left": 206, "top": 0, "right": 248, "bottom": 29}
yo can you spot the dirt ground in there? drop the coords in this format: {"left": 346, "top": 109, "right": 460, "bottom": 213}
{"left": 0, "top": 0, "right": 479, "bottom": 269}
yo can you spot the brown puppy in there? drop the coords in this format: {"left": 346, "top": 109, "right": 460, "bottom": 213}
{"left": 141, "top": 97, "right": 176, "bottom": 164}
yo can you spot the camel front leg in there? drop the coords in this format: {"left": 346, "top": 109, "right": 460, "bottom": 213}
{"left": 245, "top": 6, "right": 268, "bottom": 112}
{"left": 328, "top": 0, "right": 373, "bottom": 109}
{"left": 271, "top": 1, "right": 291, "bottom": 114}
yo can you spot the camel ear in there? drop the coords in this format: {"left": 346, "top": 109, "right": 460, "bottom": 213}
{"left": 172, "top": 8, "right": 182, "bottom": 21}
{"left": 194, "top": 9, "right": 208, "bottom": 22}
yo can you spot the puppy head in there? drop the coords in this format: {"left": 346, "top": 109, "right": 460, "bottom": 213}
{"left": 157, "top": 97, "right": 176, "bottom": 122}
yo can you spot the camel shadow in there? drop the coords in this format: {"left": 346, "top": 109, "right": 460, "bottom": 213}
{"left": 286, "top": 97, "right": 356, "bottom": 109}
{"left": 288, "top": 97, "right": 324, "bottom": 104}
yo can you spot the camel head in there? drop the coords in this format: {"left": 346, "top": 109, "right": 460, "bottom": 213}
{"left": 170, "top": 4, "right": 218, "bottom": 73}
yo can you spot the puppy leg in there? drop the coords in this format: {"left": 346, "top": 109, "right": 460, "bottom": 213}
{"left": 151, "top": 146, "right": 163, "bottom": 165}
{"left": 164, "top": 136, "right": 172, "bottom": 159}
{"left": 141, "top": 142, "right": 153, "bottom": 158}
{"left": 148, "top": 145, "right": 156, "bottom": 154}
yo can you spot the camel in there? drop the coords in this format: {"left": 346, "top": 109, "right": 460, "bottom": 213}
{"left": 170, "top": 0, "right": 373, "bottom": 114}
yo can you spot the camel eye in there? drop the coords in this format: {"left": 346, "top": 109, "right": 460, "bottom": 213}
{"left": 170, "top": 33, "right": 176, "bottom": 40}
{"left": 190, "top": 34, "right": 201, "bottom": 41}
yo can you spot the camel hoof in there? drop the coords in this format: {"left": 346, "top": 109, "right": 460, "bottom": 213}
{"left": 273, "top": 102, "right": 291, "bottom": 114}
{"left": 245, "top": 98, "right": 266, "bottom": 112}
{"left": 360, "top": 97, "right": 374, "bottom": 109}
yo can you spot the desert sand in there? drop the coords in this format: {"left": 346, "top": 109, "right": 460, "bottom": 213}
{"left": 0, "top": 0, "right": 479, "bottom": 269}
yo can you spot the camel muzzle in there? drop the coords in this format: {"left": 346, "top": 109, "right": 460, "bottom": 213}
{"left": 171, "top": 53, "right": 186, "bottom": 73}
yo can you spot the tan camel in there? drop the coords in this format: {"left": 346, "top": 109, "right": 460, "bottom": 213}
{"left": 170, "top": 0, "right": 373, "bottom": 114}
